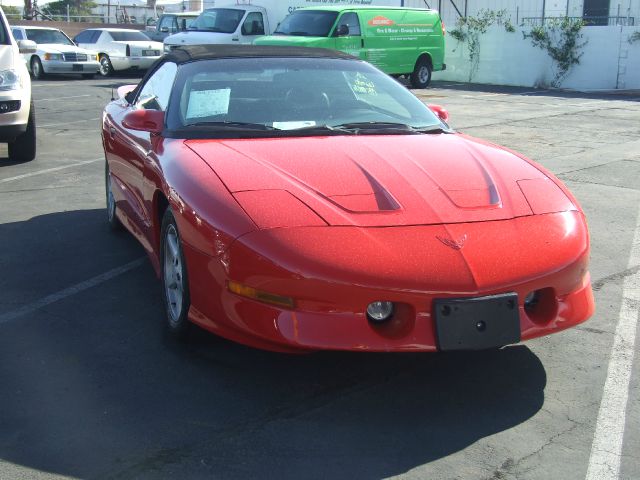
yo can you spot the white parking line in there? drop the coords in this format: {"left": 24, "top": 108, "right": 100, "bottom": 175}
{"left": 0, "top": 258, "right": 146, "bottom": 325}
{"left": 0, "top": 158, "right": 102, "bottom": 184}
{"left": 586, "top": 206, "right": 640, "bottom": 480}
{"left": 39, "top": 117, "right": 100, "bottom": 128}
{"left": 37, "top": 94, "right": 92, "bottom": 102}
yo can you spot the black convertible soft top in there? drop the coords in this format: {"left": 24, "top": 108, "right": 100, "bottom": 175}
{"left": 164, "top": 44, "right": 358, "bottom": 64}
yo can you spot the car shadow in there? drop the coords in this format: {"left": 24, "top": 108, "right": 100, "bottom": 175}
{"left": 0, "top": 209, "right": 547, "bottom": 479}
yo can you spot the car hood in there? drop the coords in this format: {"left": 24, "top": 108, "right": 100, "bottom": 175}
{"left": 254, "top": 35, "right": 328, "bottom": 47}
{"left": 164, "top": 31, "right": 236, "bottom": 45}
{"left": 37, "top": 44, "right": 93, "bottom": 54}
{"left": 0, "top": 44, "right": 18, "bottom": 70}
{"left": 186, "top": 134, "right": 576, "bottom": 228}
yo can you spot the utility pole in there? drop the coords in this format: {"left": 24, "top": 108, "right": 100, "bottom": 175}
{"left": 23, "top": 0, "right": 32, "bottom": 19}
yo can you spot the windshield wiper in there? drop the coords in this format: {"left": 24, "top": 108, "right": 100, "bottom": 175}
{"left": 334, "top": 122, "right": 451, "bottom": 135}
{"left": 183, "top": 121, "right": 276, "bottom": 131}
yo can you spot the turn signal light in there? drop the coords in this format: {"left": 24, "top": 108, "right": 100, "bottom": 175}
{"left": 228, "top": 281, "right": 295, "bottom": 309}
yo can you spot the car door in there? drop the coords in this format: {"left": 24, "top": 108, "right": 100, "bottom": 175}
{"left": 236, "top": 11, "right": 265, "bottom": 44}
{"left": 111, "top": 61, "right": 178, "bottom": 248}
{"left": 333, "top": 12, "right": 363, "bottom": 59}
{"left": 74, "top": 29, "right": 100, "bottom": 52}
{"left": 154, "top": 15, "right": 177, "bottom": 41}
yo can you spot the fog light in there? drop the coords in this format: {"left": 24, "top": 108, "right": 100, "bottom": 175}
{"left": 366, "top": 301, "right": 394, "bottom": 322}
{"left": 524, "top": 291, "right": 540, "bottom": 312}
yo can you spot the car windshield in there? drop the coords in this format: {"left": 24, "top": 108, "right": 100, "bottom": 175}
{"left": 274, "top": 11, "right": 338, "bottom": 36}
{"left": 109, "top": 31, "right": 151, "bottom": 41}
{"left": 188, "top": 9, "right": 244, "bottom": 33}
{"left": 26, "top": 28, "right": 74, "bottom": 46}
{"left": 166, "top": 57, "right": 443, "bottom": 137}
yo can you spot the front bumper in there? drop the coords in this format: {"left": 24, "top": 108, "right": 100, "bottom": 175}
{"left": 42, "top": 59, "right": 100, "bottom": 75}
{"left": 182, "top": 211, "right": 595, "bottom": 352}
{"left": 0, "top": 85, "right": 31, "bottom": 142}
{"left": 110, "top": 56, "right": 160, "bottom": 71}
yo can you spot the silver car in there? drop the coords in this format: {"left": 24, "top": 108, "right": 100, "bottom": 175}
{"left": 74, "top": 28, "right": 163, "bottom": 77}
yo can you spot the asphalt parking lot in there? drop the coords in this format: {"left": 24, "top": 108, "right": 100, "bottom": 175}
{"left": 0, "top": 75, "right": 639, "bottom": 480}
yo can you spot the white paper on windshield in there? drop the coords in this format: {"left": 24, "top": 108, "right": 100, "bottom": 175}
{"left": 186, "top": 89, "right": 231, "bottom": 119}
{"left": 272, "top": 121, "right": 316, "bottom": 130}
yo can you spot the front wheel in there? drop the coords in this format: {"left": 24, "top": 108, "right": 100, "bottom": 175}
{"left": 8, "top": 101, "right": 36, "bottom": 162}
{"left": 99, "top": 54, "right": 113, "bottom": 77}
{"left": 161, "top": 208, "right": 191, "bottom": 338}
{"left": 410, "top": 58, "right": 432, "bottom": 89}
{"left": 30, "top": 56, "right": 45, "bottom": 80}
{"left": 105, "top": 161, "right": 123, "bottom": 231}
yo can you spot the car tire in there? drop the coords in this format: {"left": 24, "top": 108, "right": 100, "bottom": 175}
{"left": 105, "top": 161, "right": 123, "bottom": 231}
{"left": 410, "top": 58, "right": 432, "bottom": 89}
{"left": 82, "top": 73, "right": 95, "bottom": 79}
{"left": 99, "top": 54, "right": 113, "bottom": 77}
{"left": 160, "top": 208, "right": 191, "bottom": 338}
{"left": 30, "top": 56, "right": 45, "bottom": 80}
{"left": 8, "top": 101, "right": 36, "bottom": 162}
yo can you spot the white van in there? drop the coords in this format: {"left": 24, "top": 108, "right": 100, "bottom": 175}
{"left": 163, "top": 0, "right": 402, "bottom": 52}
{"left": 0, "top": 7, "right": 37, "bottom": 162}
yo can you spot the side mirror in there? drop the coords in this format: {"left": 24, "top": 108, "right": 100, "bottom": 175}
{"left": 122, "top": 109, "right": 164, "bottom": 135}
{"left": 159, "top": 27, "right": 169, "bottom": 33}
{"left": 17, "top": 39, "right": 37, "bottom": 54}
{"left": 428, "top": 104, "right": 449, "bottom": 123}
{"left": 335, "top": 24, "right": 349, "bottom": 36}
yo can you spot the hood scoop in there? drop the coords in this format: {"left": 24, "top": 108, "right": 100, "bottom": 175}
{"left": 328, "top": 162, "right": 400, "bottom": 212}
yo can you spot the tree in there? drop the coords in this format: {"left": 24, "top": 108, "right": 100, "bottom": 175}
{"left": 44, "top": 0, "right": 97, "bottom": 17}
{"left": 2, "top": 5, "right": 21, "bottom": 16}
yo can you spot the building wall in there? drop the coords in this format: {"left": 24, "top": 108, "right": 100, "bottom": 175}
{"left": 403, "top": 0, "right": 639, "bottom": 26}
{"left": 434, "top": 24, "right": 640, "bottom": 89}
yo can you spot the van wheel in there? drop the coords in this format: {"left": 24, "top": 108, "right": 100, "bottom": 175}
{"left": 410, "top": 58, "right": 432, "bottom": 89}
{"left": 8, "top": 101, "right": 36, "bottom": 162}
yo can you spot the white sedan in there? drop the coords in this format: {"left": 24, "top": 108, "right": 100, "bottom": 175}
{"left": 10, "top": 26, "right": 100, "bottom": 79}
{"left": 73, "top": 28, "right": 163, "bottom": 77}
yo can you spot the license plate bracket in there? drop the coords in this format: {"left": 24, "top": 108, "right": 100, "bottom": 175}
{"left": 434, "top": 293, "right": 521, "bottom": 351}
{"left": 72, "top": 64, "right": 83, "bottom": 71}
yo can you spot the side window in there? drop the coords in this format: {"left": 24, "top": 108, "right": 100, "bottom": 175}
{"left": 136, "top": 62, "right": 178, "bottom": 111}
{"left": 12, "top": 28, "right": 24, "bottom": 40}
{"left": 74, "top": 30, "right": 92, "bottom": 43}
{"left": 90, "top": 30, "right": 102, "bottom": 43}
{"left": 336, "top": 12, "right": 361, "bottom": 36}
{"left": 159, "top": 15, "right": 175, "bottom": 32}
{"left": 241, "top": 12, "right": 265, "bottom": 35}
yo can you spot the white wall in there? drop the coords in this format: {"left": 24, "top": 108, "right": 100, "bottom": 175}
{"left": 433, "top": 25, "right": 640, "bottom": 90}
{"left": 402, "top": 0, "right": 640, "bottom": 27}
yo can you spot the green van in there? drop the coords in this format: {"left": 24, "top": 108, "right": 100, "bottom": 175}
{"left": 254, "top": 6, "right": 446, "bottom": 88}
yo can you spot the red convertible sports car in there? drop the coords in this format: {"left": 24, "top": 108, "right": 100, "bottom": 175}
{"left": 102, "top": 45, "right": 594, "bottom": 353}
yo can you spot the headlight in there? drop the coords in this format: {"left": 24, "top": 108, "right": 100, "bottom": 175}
{"left": 163, "top": 44, "right": 172, "bottom": 54}
{"left": 0, "top": 69, "right": 22, "bottom": 91}
{"left": 44, "top": 53, "right": 63, "bottom": 61}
